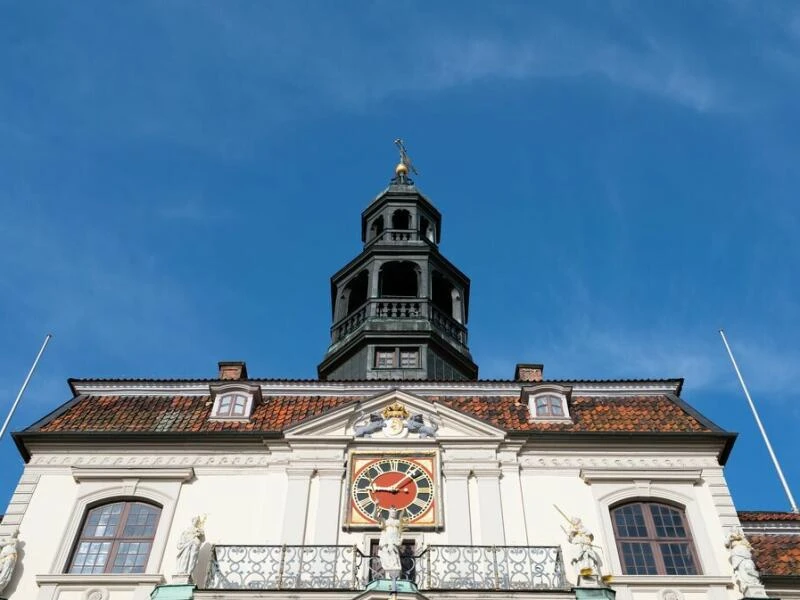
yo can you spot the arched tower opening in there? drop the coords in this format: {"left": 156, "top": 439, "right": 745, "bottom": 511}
{"left": 345, "top": 270, "right": 369, "bottom": 315}
{"left": 392, "top": 209, "right": 411, "bottom": 230}
{"left": 379, "top": 261, "right": 419, "bottom": 297}
{"left": 369, "top": 216, "right": 385, "bottom": 240}
{"left": 419, "top": 216, "right": 435, "bottom": 243}
{"left": 432, "top": 271, "right": 455, "bottom": 318}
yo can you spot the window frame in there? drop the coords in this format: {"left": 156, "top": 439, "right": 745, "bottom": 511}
{"left": 522, "top": 385, "right": 572, "bottom": 422}
{"left": 611, "top": 501, "right": 700, "bottom": 576}
{"left": 209, "top": 382, "right": 261, "bottom": 421}
{"left": 373, "top": 347, "right": 420, "bottom": 370}
{"left": 533, "top": 394, "right": 565, "bottom": 418}
{"left": 51, "top": 469, "right": 190, "bottom": 577}
{"left": 68, "top": 499, "right": 162, "bottom": 575}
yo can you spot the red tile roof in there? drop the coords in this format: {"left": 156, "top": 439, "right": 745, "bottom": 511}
{"left": 739, "top": 511, "right": 800, "bottom": 522}
{"left": 749, "top": 534, "right": 800, "bottom": 577}
{"left": 34, "top": 393, "right": 714, "bottom": 434}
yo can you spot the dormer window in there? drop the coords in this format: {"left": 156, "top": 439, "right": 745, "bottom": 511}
{"left": 521, "top": 384, "right": 572, "bottom": 422}
{"left": 534, "top": 394, "right": 565, "bottom": 418}
{"left": 209, "top": 383, "right": 260, "bottom": 421}
{"left": 216, "top": 393, "right": 249, "bottom": 418}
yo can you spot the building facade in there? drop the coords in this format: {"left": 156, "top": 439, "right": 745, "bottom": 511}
{"left": 1, "top": 159, "right": 798, "bottom": 600}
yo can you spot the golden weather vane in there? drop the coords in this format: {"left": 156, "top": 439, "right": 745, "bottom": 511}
{"left": 393, "top": 138, "right": 419, "bottom": 177}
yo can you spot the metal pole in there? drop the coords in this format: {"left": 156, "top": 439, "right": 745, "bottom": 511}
{"left": 719, "top": 329, "right": 798, "bottom": 513}
{"left": 0, "top": 333, "right": 52, "bottom": 441}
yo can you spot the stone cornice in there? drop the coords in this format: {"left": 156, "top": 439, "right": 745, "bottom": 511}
{"left": 30, "top": 452, "right": 273, "bottom": 468}
{"left": 70, "top": 379, "right": 682, "bottom": 398}
{"left": 519, "top": 453, "right": 719, "bottom": 470}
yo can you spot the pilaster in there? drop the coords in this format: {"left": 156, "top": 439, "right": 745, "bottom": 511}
{"left": 442, "top": 466, "right": 471, "bottom": 544}
{"left": 500, "top": 462, "right": 528, "bottom": 545}
{"left": 282, "top": 467, "right": 314, "bottom": 544}
{"left": 313, "top": 467, "right": 345, "bottom": 544}
{"left": 474, "top": 467, "right": 505, "bottom": 545}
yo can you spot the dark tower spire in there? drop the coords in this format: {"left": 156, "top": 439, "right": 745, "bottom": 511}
{"left": 317, "top": 141, "right": 478, "bottom": 381}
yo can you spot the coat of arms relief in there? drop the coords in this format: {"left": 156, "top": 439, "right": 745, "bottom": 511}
{"left": 353, "top": 401, "right": 439, "bottom": 439}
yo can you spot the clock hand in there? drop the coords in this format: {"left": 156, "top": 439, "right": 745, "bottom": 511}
{"left": 371, "top": 485, "right": 397, "bottom": 493}
{"left": 390, "top": 469, "right": 418, "bottom": 492}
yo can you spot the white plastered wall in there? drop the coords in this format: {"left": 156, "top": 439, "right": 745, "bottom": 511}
{"left": 5, "top": 440, "right": 744, "bottom": 600}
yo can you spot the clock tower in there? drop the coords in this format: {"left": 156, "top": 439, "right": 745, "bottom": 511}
{"left": 317, "top": 142, "right": 478, "bottom": 381}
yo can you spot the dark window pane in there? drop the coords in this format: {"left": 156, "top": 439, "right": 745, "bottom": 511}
{"left": 660, "top": 543, "right": 697, "bottom": 575}
{"left": 614, "top": 505, "right": 648, "bottom": 537}
{"left": 83, "top": 503, "right": 123, "bottom": 537}
{"left": 621, "top": 542, "right": 657, "bottom": 575}
{"left": 122, "top": 504, "right": 160, "bottom": 537}
{"left": 650, "top": 504, "right": 686, "bottom": 538}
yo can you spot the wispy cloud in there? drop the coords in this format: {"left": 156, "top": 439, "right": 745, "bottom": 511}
{"left": 479, "top": 326, "right": 800, "bottom": 403}
{"left": 3, "top": 2, "right": 774, "bottom": 158}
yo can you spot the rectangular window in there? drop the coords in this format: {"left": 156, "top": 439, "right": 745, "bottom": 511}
{"left": 400, "top": 349, "right": 419, "bottom": 368}
{"left": 534, "top": 395, "right": 565, "bottom": 418}
{"left": 212, "top": 392, "right": 252, "bottom": 418}
{"left": 375, "top": 349, "right": 395, "bottom": 369}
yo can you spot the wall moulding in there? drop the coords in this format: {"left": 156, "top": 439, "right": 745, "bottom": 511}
{"left": 28, "top": 453, "right": 273, "bottom": 468}
{"left": 580, "top": 468, "right": 703, "bottom": 484}
{"left": 519, "top": 454, "right": 718, "bottom": 470}
{"left": 71, "top": 467, "right": 194, "bottom": 482}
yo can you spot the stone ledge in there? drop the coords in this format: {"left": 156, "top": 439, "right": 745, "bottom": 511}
{"left": 36, "top": 573, "right": 165, "bottom": 586}
{"left": 608, "top": 575, "right": 732, "bottom": 586}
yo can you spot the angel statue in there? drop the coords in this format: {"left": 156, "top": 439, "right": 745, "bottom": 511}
{"left": 725, "top": 527, "right": 767, "bottom": 597}
{"left": 175, "top": 515, "right": 206, "bottom": 582}
{"left": 555, "top": 506, "right": 604, "bottom": 585}
{"left": 0, "top": 529, "right": 19, "bottom": 596}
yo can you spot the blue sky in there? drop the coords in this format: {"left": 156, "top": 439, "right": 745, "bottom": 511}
{"left": 1, "top": 1, "right": 799, "bottom": 514}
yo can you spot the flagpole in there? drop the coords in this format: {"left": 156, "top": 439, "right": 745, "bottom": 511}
{"left": 719, "top": 329, "right": 798, "bottom": 513}
{"left": 0, "top": 333, "right": 52, "bottom": 441}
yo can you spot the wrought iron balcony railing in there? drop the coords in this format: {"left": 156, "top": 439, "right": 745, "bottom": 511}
{"left": 205, "top": 544, "right": 568, "bottom": 591}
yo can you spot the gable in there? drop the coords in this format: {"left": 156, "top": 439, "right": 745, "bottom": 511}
{"left": 283, "top": 389, "right": 507, "bottom": 441}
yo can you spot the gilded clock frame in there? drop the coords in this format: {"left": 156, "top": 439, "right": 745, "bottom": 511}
{"left": 343, "top": 449, "right": 443, "bottom": 530}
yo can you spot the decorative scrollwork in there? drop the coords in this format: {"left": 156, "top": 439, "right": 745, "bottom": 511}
{"left": 206, "top": 544, "right": 567, "bottom": 591}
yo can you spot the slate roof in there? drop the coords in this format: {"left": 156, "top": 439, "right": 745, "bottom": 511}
{"left": 33, "top": 393, "right": 716, "bottom": 434}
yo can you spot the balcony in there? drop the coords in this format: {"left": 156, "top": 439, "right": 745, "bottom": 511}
{"left": 205, "top": 544, "right": 568, "bottom": 591}
{"left": 331, "top": 299, "right": 467, "bottom": 347}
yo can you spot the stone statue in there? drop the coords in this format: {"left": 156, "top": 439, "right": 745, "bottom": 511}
{"left": 555, "top": 506, "right": 603, "bottom": 585}
{"left": 354, "top": 413, "right": 385, "bottom": 437}
{"left": 175, "top": 515, "right": 206, "bottom": 582}
{"left": 405, "top": 413, "right": 438, "bottom": 438}
{"left": 377, "top": 508, "right": 405, "bottom": 579}
{"left": 0, "top": 529, "right": 19, "bottom": 596}
{"left": 725, "top": 528, "right": 767, "bottom": 597}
